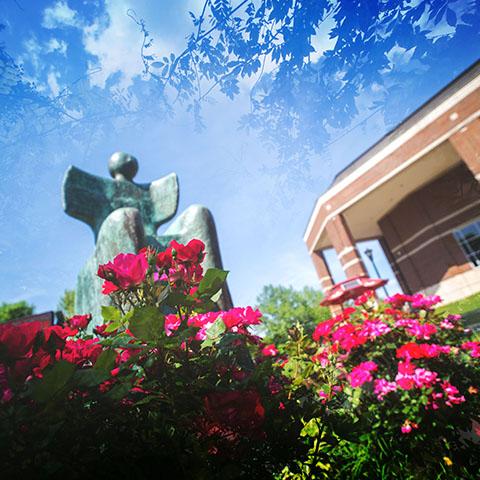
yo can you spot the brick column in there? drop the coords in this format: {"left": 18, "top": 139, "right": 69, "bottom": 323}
{"left": 449, "top": 118, "right": 480, "bottom": 181}
{"left": 311, "top": 250, "right": 334, "bottom": 294}
{"left": 325, "top": 214, "right": 368, "bottom": 278}
{"left": 310, "top": 250, "right": 342, "bottom": 316}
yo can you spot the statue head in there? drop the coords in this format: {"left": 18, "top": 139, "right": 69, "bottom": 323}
{"left": 108, "top": 152, "right": 139, "bottom": 182}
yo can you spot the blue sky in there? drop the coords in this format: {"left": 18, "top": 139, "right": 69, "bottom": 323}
{"left": 0, "top": 0, "right": 479, "bottom": 312}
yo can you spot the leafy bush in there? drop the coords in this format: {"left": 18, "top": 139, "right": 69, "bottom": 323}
{"left": 280, "top": 291, "right": 480, "bottom": 479}
{"left": 0, "top": 242, "right": 478, "bottom": 479}
{"left": 0, "top": 241, "right": 305, "bottom": 479}
{"left": 0, "top": 300, "right": 34, "bottom": 323}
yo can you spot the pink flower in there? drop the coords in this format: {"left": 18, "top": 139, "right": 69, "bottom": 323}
{"left": 360, "top": 319, "right": 391, "bottom": 339}
{"left": 98, "top": 252, "right": 149, "bottom": 293}
{"left": 221, "top": 307, "right": 262, "bottom": 333}
{"left": 311, "top": 350, "right": 330, "bottom": 366}
{"left": 312, "top": 319, "right": 336, "bottom": 341}
{"left": 410, "top": 293, "right": 442, "bottom": 310}
{"left": 261, "top": 344, "right": 278, "bottom": 357}
{"left": 400, "top": 319, "right": 437, "bottom": 340}
{"left": 461, "top": 341, "right": 480, "bottom": 358}
{"left": 441, "top": 381, "right": 466, "bottom": 406}
{"left": 347, "top": 361, "right": 377, "bottom": 387}
{"left": 332, "top": 324, "right": 367, "bottom": 351}
{"left": 395, "top": 361, "right": 416, "bottom": 390}
{"left": 401, "top": 419, "right": 418, "bottom": 434}
{"left": 413, "top": 368, "right": 438, "bottom": 388}
{"left": 164, "top": 314, "right": 182, "bottom": 336}
{"left": 440, "top": 319, "right": 455, "bottom": 329}
{"left": 373, "top": 378, "right": 397, "bottom": 400}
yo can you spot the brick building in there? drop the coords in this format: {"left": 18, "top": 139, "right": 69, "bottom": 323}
{"left": 304, "top": 61, "right": 480, "bottom": 305}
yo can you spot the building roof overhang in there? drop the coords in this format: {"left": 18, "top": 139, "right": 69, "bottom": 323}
{"left": 304, "top": 61, "right": 480, "bottom": 254}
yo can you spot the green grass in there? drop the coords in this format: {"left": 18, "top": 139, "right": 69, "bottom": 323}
{"left": 437, "top": 292, "right": 480, "bottom": 327}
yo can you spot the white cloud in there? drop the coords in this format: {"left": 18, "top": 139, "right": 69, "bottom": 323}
{"left": 23, "top": 37, "right": 42, "bottom": 69}
{"left": 46, "top": 38, "right": 68, "bottom": 55}
{"left": 47, "top": 69, "right": 61, "bottom": 97}
{"left": 82, "top": 0, "right": 149, "bottom": 89}
{"left": 42, "top": 1, "right": 81, "bottom": 29}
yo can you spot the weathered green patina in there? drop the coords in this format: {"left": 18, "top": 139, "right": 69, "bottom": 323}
{"left": 63, "top": 152, "right": 233, "bottom": 324}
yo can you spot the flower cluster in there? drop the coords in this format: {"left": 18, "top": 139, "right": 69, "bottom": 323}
{"left": 0, "top": 316, "right": 95, "bottom": 403}
{"left": 97, "top": 239, "right": 207, "bottom": 307}
{"left": 309, "top": 292, "right": 479, "bottom": 436}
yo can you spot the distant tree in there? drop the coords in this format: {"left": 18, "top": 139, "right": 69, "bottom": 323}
{"left": 0, "top": 301, "right": 35, "bottom": 323}
{"left": 256, "top": 285, "right": 330, "bottom": 346}
{"left": 57, "top": 289, "right": 76, "bottom": 318}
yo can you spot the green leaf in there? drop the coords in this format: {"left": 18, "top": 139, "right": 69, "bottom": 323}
{"left": 166, "top": 291, "right": 197, "bottom": 308}
{"left": 94, "top": 349, "right": 117, "bottom": 372}
{"left": 32, "top": 361, "right": 76, "bottom": 403}
{"left": 201, "top": 317, "right": 226, "bottom": 349}
{"left": 197, "top": 268, "right": 228, "bottom": 297}
{"left": 75, "top": 368, "right": 110, "bottom": 387}
{"left": 301, "top": 418, "right": 320, "bottom": 438}
{"left": 128, "top": 306, "right": 164, "bottom": 341}
{"left": 107, "top": 381, "right": 132, "bottom": 401}
{"left": 101, "top": 306, "right": 122, "bottom": 322}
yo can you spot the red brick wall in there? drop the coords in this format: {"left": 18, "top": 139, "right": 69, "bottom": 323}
{"left": 379, "top": 163, "right": 480, "bottom": 291}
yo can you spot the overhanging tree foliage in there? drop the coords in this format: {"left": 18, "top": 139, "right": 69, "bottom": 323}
{"left": 136, "top": 0, "right": 479, "bottom": 168}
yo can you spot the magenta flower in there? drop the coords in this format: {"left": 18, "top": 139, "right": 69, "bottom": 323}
{"left": 164, "top": 314, "right": 182, "bottom": 336}
{"left": 401, "top": 419, "right": 418, "bottom": 434}
{"left": 373, "top": 378, "right": 397, "bottom": 400}
{"left": 360, "top": 319, "right": 391, "bottom": 339}
{"left": 348, "top": 361, "right": 378, "bottom": 387}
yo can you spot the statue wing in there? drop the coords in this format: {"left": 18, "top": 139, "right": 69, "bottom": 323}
{"left": 62, "top": 165, "right": 109, "bottom": 236}
{"left": 149, "top": 172, "right": 179, "bottom": 227}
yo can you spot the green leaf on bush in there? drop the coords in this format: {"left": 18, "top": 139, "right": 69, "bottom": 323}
{"left": 101, "top": 305, "right": 122, "bottom": 322}
{"left": 197, "top": 268, "right": 228, "bottom": 297}
{"left": 75, "top": 368, "right": 110, "bottom": 387}
{"left": 201, "top": 317, "right": 226, "bottom": 349}
{"left": 32, "top": 360, "right": 76, "bottom": 403}
{"left": 107, "top": 381, "right": 132, "bottom": 401}
{"left": 129, "top": 306, "right": 163, "bottom": 341}
{"left": 94, "top": 349, "right": 117, "bottom": 372}
{"left": 301, "top": 418, "right": 320, "bottom": 437}
{"left": 166, "top": 291, "right": 197, "bottom": 308}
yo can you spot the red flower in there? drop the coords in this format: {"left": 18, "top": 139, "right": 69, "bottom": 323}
{"left": 261, "top": 344, "right": 278, "bottom": 357}
{"left": 396, "top": 342, "right": 450, "bottom": 360}
{"left": 59, "top": 339, "right": 102, "bottom": 366}
{"left": 67, "top": 314, "right": 92, "bottom": 330}
{"left": 97, "top": 252, "right": 149, "bottom": 293}
{"left": 170, "top": 239, "right": 205, "bottom": 263}
{"left": 0, "top": 321, "right": 44, "bottom": 359}
{"left": 203, "top": 389, "right": 265, "bottom": 439}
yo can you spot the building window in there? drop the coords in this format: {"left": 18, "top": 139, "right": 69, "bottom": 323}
{"left": 454, "top": 220, "right": 480, "bottom": 266}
